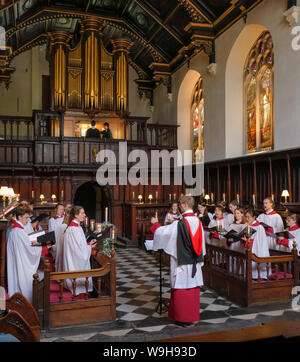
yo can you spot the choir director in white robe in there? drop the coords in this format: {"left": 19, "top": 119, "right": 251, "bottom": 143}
{"left": 151, "top": 195, "right": 205, "bottom": 326}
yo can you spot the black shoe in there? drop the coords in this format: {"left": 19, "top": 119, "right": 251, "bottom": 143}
{"left": 175, "top": 321, "right": 191, "bottom": 328}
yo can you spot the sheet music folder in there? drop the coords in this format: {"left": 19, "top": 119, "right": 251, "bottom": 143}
{"left": 29, "top": 230, "right": 56, "bottom": 246}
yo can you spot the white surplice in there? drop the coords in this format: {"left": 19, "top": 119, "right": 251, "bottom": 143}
{"left": 153, "top": 210, "right": 206, "bottom": 289}
{"left": 63, "top": 220, "right": 93, "bottom": 295}
{"left": 6, "top": 220, "right": 42, "bottom": 302}
{"left": 257, "top": 210, "right": 284, "bottom": 250}
{"left": 250, "top": 222, "right": 270, "bottom": 279}
{"left": 24, "top": 222, "right": 43, "bottom": 235}
{"left": 48, "top": 216, "right": 64, "bottom": 259}
{"left": 55, "top": 223, "right": 68, "bottom": 272}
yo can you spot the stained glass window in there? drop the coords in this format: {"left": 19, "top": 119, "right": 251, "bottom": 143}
{"left": 191, "top": 76, "right": 204, "bottom": 163}
{"left": 244, "top": 31, "right": 274, "bottom": 153}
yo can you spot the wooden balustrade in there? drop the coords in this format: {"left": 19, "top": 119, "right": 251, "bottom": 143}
{"left": 147, "top": 124, "right": 179, "bottom": 149}
{"left": 0, "top": 116, "right": 34, "bottom": 141}
{"left": 203, "top": 238, "right": 299, "bottom": 307}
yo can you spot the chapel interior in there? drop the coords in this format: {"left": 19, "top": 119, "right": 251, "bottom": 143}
{"left": 1, "top": 0, "right": 300, "bottom": 344}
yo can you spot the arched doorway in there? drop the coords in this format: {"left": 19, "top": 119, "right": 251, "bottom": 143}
{"left": 74, "top": 182, "right": 111, "bottom": 222}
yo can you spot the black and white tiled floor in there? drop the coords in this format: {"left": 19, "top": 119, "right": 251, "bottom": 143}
{"left": 40, "top": 248, "right": 300, "bottom": 342}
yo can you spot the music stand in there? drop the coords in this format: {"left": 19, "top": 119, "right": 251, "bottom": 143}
{"left": 155, "top": 249, "right": 169, "bottom": 315}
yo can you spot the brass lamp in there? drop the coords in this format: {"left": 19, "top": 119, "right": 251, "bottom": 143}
{"left": 281, "top": 190, "right": 290, "bottom": 204}
{"left": 6, "top": 188, "right": 15, "bottom": 204}
{"left": 204, "top": 194, "right": 210, "bottom": 205}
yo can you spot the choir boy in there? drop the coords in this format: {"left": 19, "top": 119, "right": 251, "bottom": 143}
{"left": 276, "top": 214, "right": 300, "bottom": 254}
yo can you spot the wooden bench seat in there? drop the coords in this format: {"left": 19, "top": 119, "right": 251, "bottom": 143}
{"left": 202, "top": 239, "right": 299, "bottom": 307}
{"left": 32, "top": 253, "right": 116, "bottom": 329}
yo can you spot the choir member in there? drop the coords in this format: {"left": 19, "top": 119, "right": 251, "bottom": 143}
{"left": 63, "top": 206, "right": 97, "bottom": 296}
{"left": 276, "top": 214, "right": 300, "bottom": 254}
{"left": 164, "top": 202, "right": 180, "bottom": 224}
{"left": 208, "top": 205, "right": 230, "bottom": 240}
{"left": 257, "top": 197, "right": 284, "bottom": 250}
{"left": 151, "top": 195, "right": 205, "bottom": 326}
{"left": 49, "top": 204, "right": 65, "bottom": 231}
{"left": 243, "top": 209, "right": 269, "bottom": 280}
{"left": 25, "top": 214, "right": 48, "bottom": 234}
{"left": 195, "top": 202, "right": 213, "bottom": 233}
{"left": 228, "top": 207, "right": 246, "bottom": 232}
{"left": 6, "top": 206, "right": 51, "bottom": 302}
{"left": 227, "top": 200, "right": 239, "bottom": 225}
{"left": 55, "top": 207, "right": 71, "bottom": 272}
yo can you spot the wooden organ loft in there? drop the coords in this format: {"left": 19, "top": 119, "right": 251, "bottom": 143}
{"left": 0, "top": 18, "right": 181, "bottom": 244}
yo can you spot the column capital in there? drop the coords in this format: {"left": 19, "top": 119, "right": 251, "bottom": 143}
{"left": 111, "top": 39, "right": 134, "bottom": 54}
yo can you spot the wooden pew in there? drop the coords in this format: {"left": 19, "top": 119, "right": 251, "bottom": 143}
{"left": 0, "top": 293, "right": 40, "bottom": 342}
{"left": 32, "top": 252, "right": 116, "bottom": 329}
{"left": 202, "top": 238, "right": 299, "bottom": 307}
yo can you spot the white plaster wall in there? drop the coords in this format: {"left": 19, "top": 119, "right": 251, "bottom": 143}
{"left": 0, "top": 45, "right": 49, "bottom": 116}
{"left": 153, "top": 0, "right": 300, "bottom": 162}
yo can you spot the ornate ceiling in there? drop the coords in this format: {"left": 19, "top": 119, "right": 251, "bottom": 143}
{"left": 0, "top": 0, "right": 263, "bottom": 84}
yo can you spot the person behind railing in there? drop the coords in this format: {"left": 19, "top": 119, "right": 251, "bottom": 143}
{"left": 208, "top": 205, "right": 230, "bottom": 240}
{"left": 62, "top": 206, "right": 97, "bottom": 296}
{"left": 164, "top": 202, "right": 180, "bottom": 225}
{"left": 85, "top": 120, "right": 101, "bottom": 139}
{"left": 242, "top": 208, "right": 269, "bottom": 280}
{"left": 195, "top": 202, "right": 213, "bottom": 231}
{"left": 276, "top": 213, "right": 300, "bottom": 254}
{"left": 101, "top": 122, "right": 113, "bottom": 139}
{"left": 257, "top": 197, "right": 284, "bottom": 250}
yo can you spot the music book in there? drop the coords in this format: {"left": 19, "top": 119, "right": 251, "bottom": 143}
{"left": 275, "top": 230, "right": 295, "bottom": 240}
{"left": 259, "top": 222, "right": 276, "bottom": 237}
{"left": 144, "top": 240, "right": 154, "bottom": 251}
{"left": 29, "top": 231, "right": 56, "bottom": 246}
{"left": 224, "top": 227, "right": 257, "bottom": 242}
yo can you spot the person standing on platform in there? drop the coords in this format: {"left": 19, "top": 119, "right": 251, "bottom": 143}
{"left": 101, "top": 122, "right": 113, "bottom": 139}
{"left": 150, "top": 195, "right": 205, "bottom": 327}
{"left": 6, "top": 206, "right": 51, "bottom": 302}
{"left": 63, "top": 206, "right": 97, "bottom": 296}
{"left": 85, "top": 120, "right": 101, "bottom": 139}
{"left": 257, "top": 197, "right": 284, "bottom": 250}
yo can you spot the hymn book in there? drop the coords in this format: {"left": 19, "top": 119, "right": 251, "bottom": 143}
{"left": 275, "top": 230, "right": 295, "bottom": 239}
{"left": 29, "top": 230, "right": 56, "bottom": 246}
{"left": 224, "top": 227, "right": 257, "bottom": 242}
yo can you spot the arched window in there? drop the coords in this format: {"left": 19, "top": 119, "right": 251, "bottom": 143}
{"left": 191, "top": 76, "right": 204, "bottom": 163}
{"left": 244, "top": 31, "right": 274, "bottom": 153}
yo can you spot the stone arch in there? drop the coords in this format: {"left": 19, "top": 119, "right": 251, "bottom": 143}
{"left": 225, "top": 24, "right": 268, "bottom": 158}
{"left": 177, "top": 69, "right": 202, "bottom": 165}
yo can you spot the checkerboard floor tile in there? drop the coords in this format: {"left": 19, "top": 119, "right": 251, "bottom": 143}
{"left": 41, "top": 247, "right": 299, "bottom": 342}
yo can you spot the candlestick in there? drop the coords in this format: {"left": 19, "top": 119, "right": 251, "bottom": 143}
{"left": 105, "top": 207, "right": 108, "bottom": 222}
{"left": 90, "top": 220, "right": 95, "bottom": 232}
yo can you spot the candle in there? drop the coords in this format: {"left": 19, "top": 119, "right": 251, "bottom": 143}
{"left": 132, "top": 192, "right": 135, "bottom": 201}
{"left": 111, "top": 228, "right": 115, "bottom": 240}
{"left": 61, "top": 190, "right": 64, "bottom": 201}
{"left": 155, "top": 211, "right": 158, "bottom": 218}
{"left": 247, "top": 224, "right": 251, "bottom": 236}
{"left": 223, "top": 193, "right": 226, "bottom": 202}
{"left": 211, "top": 193, "right": 214, "bottom": 204}
{"left": 253, "top": 194, "right": 256, "bottom": 206}
{"left": 217, "top": 220, "right": 220, "bottom": 231}
{"left": 271, "top": 194, "right": 275, "bottom": 202}
{"left": 169, "top": 194, "right": 172, "bottom": 202}
{"left": 156, "top": 191, "right": 158, "bottom": 201}
{"left": 105, "top": 207, "right": 108, "bottom": 222}
{"left": 32, "top": 190, "right": 34, "bottom": 199}
{"left": 237, "top": 194, "right": 240, "bottom": 204}
{"left": 173, "top": 193, "right": 176, "bottom": 201}
{"left": 90, "top": 220, "right": 95, "bottom": 232}
{"left": 85, "top": 217, "right": 89, "bottom": 227}
{"left": 96, "top": 223, "right": 102, "bottom": 232}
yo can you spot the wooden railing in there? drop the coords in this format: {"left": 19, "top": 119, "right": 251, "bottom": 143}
{"left": 203, "top": 238, "right": 299, "bottom": 307}
{"left": 0, "top": 116, "right": 34, "bottom": 141}
{"left": 147, "top": 124, "right": 179, "bottom": 149}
